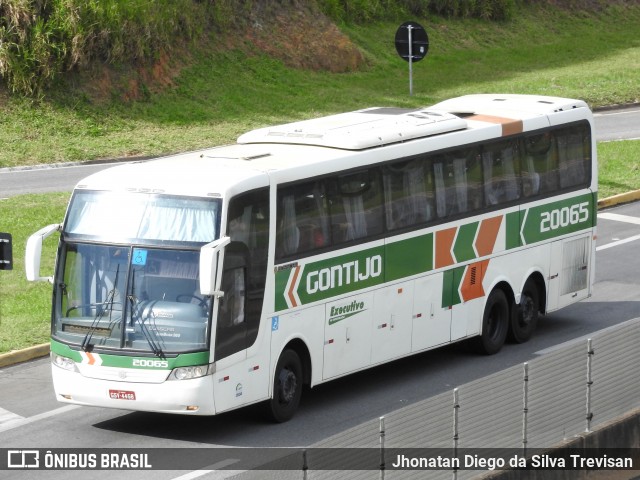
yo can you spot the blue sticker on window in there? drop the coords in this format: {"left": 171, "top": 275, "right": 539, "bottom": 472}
{"left": 132, "top": 249, "right": 148, "bottom": 266}
{"left": 271, "top": 316, "right": 279, "bottom": 332}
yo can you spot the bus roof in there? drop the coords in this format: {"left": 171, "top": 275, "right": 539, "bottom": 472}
{"left": 75, "top": 94, "right": 592, "bottom": 198}
{"left": 430, "top": 93, "right": 589, "bottom": 116}
{"left": 238, "top": 94, "right": 590, "bottom": 150}
{"left": 237, "top": 108, "right": 468, "bottom": 150}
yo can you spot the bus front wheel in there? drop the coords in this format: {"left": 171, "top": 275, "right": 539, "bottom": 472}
{"left": 266, "top": 349, "right": 303, "bottom": 423}
{"left": 473, "top": 288, "right": 509, "bottom": 355}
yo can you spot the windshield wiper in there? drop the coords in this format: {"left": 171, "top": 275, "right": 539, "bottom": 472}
{"left": 82, "top": 264, "right": 119, "bottom": 351}
{"left": 138, "top": 313, "right": 165, "bottom": 358}
{"left": 127, "top": 271, "right": 165, "bottom": 358}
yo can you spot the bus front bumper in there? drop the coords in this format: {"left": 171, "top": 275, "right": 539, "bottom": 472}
{"left": 51, "top": 365, "right": 216, "bottom": 415}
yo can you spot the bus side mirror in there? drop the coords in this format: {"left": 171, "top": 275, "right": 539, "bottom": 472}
{"left": 0, "top": 232, "right": 12, "bottom": 271}
{"left": 25, "top": 223, "right": 61, "bottom": 282}
{"left": 199, "top": 236, "right": 231, "bottom": 296}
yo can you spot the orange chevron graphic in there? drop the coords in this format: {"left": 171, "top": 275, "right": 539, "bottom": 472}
{"left": 460, "top": 260, "right": 489, "bottom": 302}
{"left": 86, "top": 352, "right": 96, "bottom": 365}
{"left": 435, "top": 227, "right": 457, "bottom": 269}
{"left": 287, "top": 266, "right": 301, "bottom": 308}
{"left": 475, "top": 216, "right": 503, "bottom": 257}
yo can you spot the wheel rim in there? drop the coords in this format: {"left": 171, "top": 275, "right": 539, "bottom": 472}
{"left": 277, "top": 368, "right": 297, "bottom": 405}
{"left": 519, "top": 293, "right": 535, "bottom": 328}
{"left": 488, "top": 302, "right": 506, "bottom": 341}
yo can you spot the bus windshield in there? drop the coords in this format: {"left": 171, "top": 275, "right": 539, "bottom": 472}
{"left": 54, "top": 191, "right": 222, "bottom": 354}
{"left": 64, "top": 191, "right": 221, "bottom": 245}
{"left": 54, "top": 244, "right": 211, "bottom": 354}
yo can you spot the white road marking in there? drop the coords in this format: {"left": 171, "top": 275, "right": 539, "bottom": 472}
{"left": 596, "top": 234, "right": 640, "bottom": 252}
{"left": 170, "top": 459, "right": 241, "bottom": 480}
{"left": 594, "top": 108, "right": 640, "bottom": 117}
{"left": 598, "top": 212, "right": 640, "bottom": 225}
{"left": 0, "top": 405, "right": 80, "bottom": 434}
{"left": 0, "top": 406, "right": 25, "bottom": 428}
{"left": 596, "top": 212, "right": 640, "bottom": 251}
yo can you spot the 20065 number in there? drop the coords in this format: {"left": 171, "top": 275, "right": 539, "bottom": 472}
{"left": 540, "top": 202, "right": 590, "bottom": 233}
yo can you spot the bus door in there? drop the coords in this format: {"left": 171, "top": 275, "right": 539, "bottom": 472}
{"left": 323, "top": 292, "right": 374, "bottom": 380}
{"left": 213, "top": 189, "right": 270, "bottom": 412}
{"left": 371, "top": 281, "right": 414, "bottom": 364}
{"left": 412, "top": 273, "right": 452, "bottom": 351}
{"left": 547, "top": 234, "right": 591, "bottom": 311}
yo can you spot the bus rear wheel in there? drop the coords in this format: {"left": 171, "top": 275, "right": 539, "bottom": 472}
{"left": 509, "top": 281, "right": 539, "bottom": 343}
{"left": 473, "top": 288, "right": 509, "bottom": 355}
{"left": 266, "top": 349, "right": 303, "bottom": 423}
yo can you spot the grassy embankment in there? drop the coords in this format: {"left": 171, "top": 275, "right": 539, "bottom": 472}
{"left": 1, "top": 2, "right": 640, "bottom": 353}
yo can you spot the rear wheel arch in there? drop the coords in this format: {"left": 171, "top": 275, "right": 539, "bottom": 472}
{"left": 523, "top": 271, "right": 546, "bottom": 315}
{"left": 282, "top": 337, "right": 312, "bottom": 386}
{"left": 509, "top": 272, "right": 545, "bottom": 343}
{"left": 472, "top": 282, "right": 513, "bottom": 355}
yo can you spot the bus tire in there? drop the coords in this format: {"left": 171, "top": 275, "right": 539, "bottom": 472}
{"left": 473, "top": 288, "right": 509, "bottom": 355}
{"left": 266, "top": 349, "right": 303, "bottom": 423}
{"left": 509, "top": 281, "right": 539, "bottom": 343}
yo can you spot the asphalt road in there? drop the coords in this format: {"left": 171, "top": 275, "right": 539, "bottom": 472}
{"left": 0, "top": 200, "right": 639, "bottom": 480}
{"left": 0, "top": 106, "right": 638, "bottom": 198}
{"left": 595, "top": 105, "right": 640, "bottom": 141}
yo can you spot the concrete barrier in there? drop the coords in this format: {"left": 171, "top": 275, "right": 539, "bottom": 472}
{"left": 0, "top": 343, "right": 49, "bottom": 368}
{"left": 481, "top": 407, "right": 640, "bottom": 480}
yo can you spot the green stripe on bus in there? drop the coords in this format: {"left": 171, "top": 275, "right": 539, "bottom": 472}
{"left": 506, "top": 211, "right": 521, "bottom": 250}
{"left": 274, "top": 192, "right": 595, "bottom": 309}
{"left": 520, "top": 193, "right": 594, "bottom": 245}
{"left": 442, "top": 266, "right": 465, "bottom": 308}
{"left": 296, "top": 246, "right": 385, "bottom": 305}
{"left": 274, "top": 268, "right": 292, "bottom": 311}
{"left": 50, "top": 339, "right": 210, "bottom": 368}
{"left": 50, "top": 340, "right": 83, "bottom": 362}
{"left": 386, "top": 233, "right": 433, "bottom": 282}
{"left": 453, "top": 222, "right": 479, "bottom": 263}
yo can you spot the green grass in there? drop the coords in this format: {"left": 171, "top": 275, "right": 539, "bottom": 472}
{"left": 1, "top": 140, "right": 638, "bottom": 354}
{"left": 598, "top": 140, "right": 640, "bottom": 199}
{"left": 0, "top": 193, "right": 69, "bottom": 353}
{"left": 1, "top": 3, "right": 640, "bottom": 167}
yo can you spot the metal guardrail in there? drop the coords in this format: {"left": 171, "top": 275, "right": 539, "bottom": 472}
{"left": 232, "top": 317, "right": 640, "bottom": 479}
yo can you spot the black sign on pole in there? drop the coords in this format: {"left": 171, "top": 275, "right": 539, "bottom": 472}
{"left": 0, "top": 233, "right": 13, "bottom": 270}
{"left": 395, "top": 21, "right": 429, "bottom": 95}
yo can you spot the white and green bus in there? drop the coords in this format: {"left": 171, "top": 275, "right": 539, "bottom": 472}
{"left": 26, "top": 94, "right": 596, "bottom": 422}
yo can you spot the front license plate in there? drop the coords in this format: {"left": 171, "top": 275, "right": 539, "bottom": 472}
{"left": 109, "top": 389, "right": 136, "bottom": 400}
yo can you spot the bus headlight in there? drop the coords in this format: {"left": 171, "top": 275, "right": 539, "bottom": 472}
{"left": 169, "top": 364, "right": 215, "bottom": 381}
{"left": 51, "top": 353, "right": 79, "bottom": 373}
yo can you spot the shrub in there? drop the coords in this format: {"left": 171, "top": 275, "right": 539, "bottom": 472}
{"left": 0, "top": 0, "right": 237, "bottom": 96}
{"left": 317, "top": 0, "right": 516, "bottom": 23}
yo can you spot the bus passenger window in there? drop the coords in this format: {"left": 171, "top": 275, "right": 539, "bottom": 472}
{"left": 329, "top": 169, "right": 384, "bottom": 244}
{"left": 482, "top": 140, "right": 521, "bottom": 206}
{"left": 219, "top": 267, "right": 245, "bottom": 327}
{"left": 433, "top": 148, "right": 482, "bottom": 218}
{"left": 276, "top": 182, "right": 330, "bottom": 258}
{"left": 557, "top": 125, "right": 591, "bottom": 189}
{"left": 382, "top": 159, "right": 434, "bottom": 230}
{"left": 522, "top": 132, "right": 559, "bottom": 197}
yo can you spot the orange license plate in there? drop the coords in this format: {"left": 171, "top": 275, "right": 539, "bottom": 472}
{"left": 109, "top": 389, "right": 136, "bottom": 400}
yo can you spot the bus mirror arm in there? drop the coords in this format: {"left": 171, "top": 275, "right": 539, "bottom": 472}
{"left": 25, "top": 223, "right": 62, "bottom": 283}
{"left": 199, "top": 236, "right": 231, "bottom": 296}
